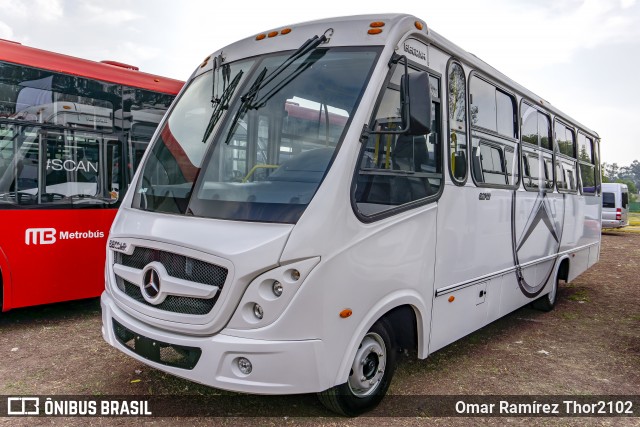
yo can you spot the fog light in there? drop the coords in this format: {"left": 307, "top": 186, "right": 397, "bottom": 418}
{"left": 253, "top": 303, "right": 264, "bottom": 319}
{"left": 291, "top": 269, "right": 300, "bottom": 281}
{"left": 237, "top": 357, "right": 252, "bottom": 374}
{"left": 272, "top": 281, "right": 283, "bottom": 297}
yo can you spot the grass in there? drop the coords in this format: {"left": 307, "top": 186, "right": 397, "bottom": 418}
{"left": 629, "top": 212, "right": 640, "bottom": 227}
{"left": 567, "top": 289, "right": 590, "bottom": 302}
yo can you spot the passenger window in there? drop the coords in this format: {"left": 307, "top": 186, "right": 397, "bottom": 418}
{"left": 577, "top": 132, "right": 596, "bottom": 195}
{"left": 523, "top": 151, "right": 541, "bottom": 190}
{"left": 470, "top": 76, "right": 516, "bottom": 139}
{"left": 555, "top": 121, "right": 576, "bottom": 158}
{"left": 447, "top": 62, "right": 467, "bottom": 183}
{"left": 354, "top": 65, "right": 442, "bottom": 217}
{"left": 472, "top": 140, "right": 515, "bottom": 185}
{"left": 520, "top": 102, "right": 551, "bottom": 151}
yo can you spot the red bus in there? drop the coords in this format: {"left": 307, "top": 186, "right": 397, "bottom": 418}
{"left": 0, "top": 39, "right": 183, "bottom": 311}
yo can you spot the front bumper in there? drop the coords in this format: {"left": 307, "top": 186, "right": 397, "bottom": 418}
{"left": 101, "top": 291, "right": 327, "bottom": 394}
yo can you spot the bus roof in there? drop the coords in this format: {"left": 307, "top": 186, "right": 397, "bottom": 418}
{"left": 0, "top": 39, "right": 183, "bottom": 95}
{"left": 201, "top": 13, "right": 598, "bottom": 139}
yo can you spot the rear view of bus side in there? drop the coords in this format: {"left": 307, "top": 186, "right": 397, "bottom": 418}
{"left": 101, "top": 14, "right": 601, "bottom": 416}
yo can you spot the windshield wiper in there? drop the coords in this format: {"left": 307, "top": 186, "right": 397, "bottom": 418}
{"left": 202, "top": 66, "right": 244, "bottom": 143}
{"left": 224, "top": 33, "right": 328, "bottom": 144}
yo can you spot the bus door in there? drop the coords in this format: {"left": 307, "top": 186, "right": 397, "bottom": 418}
{"left": 0, "top": 123, "right": 122, "bottom": 309}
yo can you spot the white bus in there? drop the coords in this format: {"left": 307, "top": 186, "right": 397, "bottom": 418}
{"left": 101, "top": 14, "right": 602, "bottom": 416}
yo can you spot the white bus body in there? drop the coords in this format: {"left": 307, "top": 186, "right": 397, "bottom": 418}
{"left": 601, "top": 182, "right": 629, "bottom": 228}
{"left": 101, "top": 14, "right": 601, "bottom": 415}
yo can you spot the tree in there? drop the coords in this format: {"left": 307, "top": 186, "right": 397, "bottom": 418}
{"left": 602, "top": 162, "right": 619, "bottom": 182}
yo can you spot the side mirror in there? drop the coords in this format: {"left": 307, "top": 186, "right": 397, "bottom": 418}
{"left": 400, "top": 72, "right": 432, "bottom": 136}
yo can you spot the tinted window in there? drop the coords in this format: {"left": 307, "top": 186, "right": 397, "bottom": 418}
{"left": 622, "top": 191, "right": 629, "bottom": 208}
{"left": 538, "top": 113, "right": 551, "bottom": 150}
{"left": 521, "top": 102, "right": 551, "bottom": 150}
{"left": 577, "top": 133, "right": 593, "bottom": 163}
{"left": 470, "top": 77, "right": 496, "bottom": 132}
{"left": 496, "top": 90, "right": 515, "bottom": 138}
{"left": 355, "top": 63, "right": 442, "bottom": 216}
{"left": 521, "top": 103, "right": 538, "bottom": 145}
{"left": 602, "top": 192, "right": 615, "bottom": 208}
{"left": 0, "top": 122, "right": 121, "bottom": 207}
{"left": 580, "top": 163, "right": 596, "bottom": 195}
{"left": 555, "top": 121, "right": 576, "bottom": 157}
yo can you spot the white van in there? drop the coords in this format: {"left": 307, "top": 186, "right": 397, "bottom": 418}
{"left": 602, "top": 183, "right": 629, "bottom": 228}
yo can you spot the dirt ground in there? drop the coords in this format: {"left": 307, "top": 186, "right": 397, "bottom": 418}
{"left": 0, "top": 233, "right": 638, "bottom": 426}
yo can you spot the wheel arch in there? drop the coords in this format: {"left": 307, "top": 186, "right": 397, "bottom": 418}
{"left": 334, "top": 291, "right": 429, "bottom": 386}
{"left": 557, "top": 256, "right": 570, "bottom": 282}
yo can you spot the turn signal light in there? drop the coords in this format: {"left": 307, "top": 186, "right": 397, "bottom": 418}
{"left": 340, "top": 309, "right": 353, "bottom": 318}
{"left": 448, "top": 296, "right": 455, "bottom": 303}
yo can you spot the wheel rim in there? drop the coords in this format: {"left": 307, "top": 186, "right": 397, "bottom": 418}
{"left": 348, "top": 332, "right": 386, "bottom": 398}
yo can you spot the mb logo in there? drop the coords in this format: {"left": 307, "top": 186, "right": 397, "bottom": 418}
{"left": 25, "top": 228, "right": 57, "bottom": 245}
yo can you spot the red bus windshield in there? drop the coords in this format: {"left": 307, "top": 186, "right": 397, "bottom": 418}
{"left": 0, "top": 40, "right": 183, "bottom": 311}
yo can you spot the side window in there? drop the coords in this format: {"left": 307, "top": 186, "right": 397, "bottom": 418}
{"left": 522, "top": 150, "right": 541, "bottom": 190}
{"left": 354, "top": 64, "right": 442, "bottom": 217}
{"left": 622, "top": 192, "right": 629, "bottom": 208}
{"left": 577, "top": 132, "right": 596, "bottom": 195}
{"left": 557, "top": 161, "right": 578, "bottom": 193}
{"left": 469, "top": 74, "right": 518, "bottom": 188}
{"left": 470, "top": 76, "right": 517, "bottom": 139}
{"left": 555, "top": 120, "right": 576, "bottom": 158}
{"left": 447, "top": 62, "right": 467, "bottom": 183}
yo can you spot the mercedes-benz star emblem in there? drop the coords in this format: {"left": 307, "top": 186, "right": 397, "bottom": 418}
{"left": 143, "top": 268, "right": 160, "bottom": 299}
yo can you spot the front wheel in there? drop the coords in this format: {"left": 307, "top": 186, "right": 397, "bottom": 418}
{"left": 317, "top": 319, "right": 397, "bottom": 416}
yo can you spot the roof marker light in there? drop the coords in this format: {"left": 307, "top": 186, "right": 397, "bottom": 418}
{"left": 370, "top": 22, "right": 385, "bottom": 28}
{"left": 448, "top": 296, "right": 455, "bottom": 303}
{"left": 415, "top": 21, "right": 424, "bottom": 30}
{"left": 268, "top": 31, "right": 279, "bottom": 38}
{"left": 256, "top": 34, "right": 266, "bottom": 41}
{"left": 368, "top": 28, "right": 383, "bottom": 35}
{"left": 281, "top": 28, "right": 292, "bottom": 35}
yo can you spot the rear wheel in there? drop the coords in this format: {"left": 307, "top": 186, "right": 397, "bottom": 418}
{"left": 317, "top": 319, "right": 396, "bottom": 416}
{"left": 532, "top": 272, "right": 559, "bottom": 312}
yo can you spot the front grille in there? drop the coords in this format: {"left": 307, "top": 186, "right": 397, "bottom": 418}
{"left": 113, "top": 246, "right": 228, "bottom": 315}
{"left": 116, "top": 247, "right": 228, "bottom": 287}
{"left": 113, "top": 319, "right": 201, "bottom": 370}
{"left": 116, "top": 277, "right": 216, "bottom": 315}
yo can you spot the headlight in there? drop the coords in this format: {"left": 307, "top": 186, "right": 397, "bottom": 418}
{"left": 227, "top": 257, "right": 320, "bottom": 330}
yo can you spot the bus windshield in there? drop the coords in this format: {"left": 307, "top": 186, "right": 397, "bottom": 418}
{"left": 133, "top": 47, "right": 380, "bottom": 223}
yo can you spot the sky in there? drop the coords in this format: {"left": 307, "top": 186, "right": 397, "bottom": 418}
{"left": 1, "top": 0, "right": 638, "bottom": 166}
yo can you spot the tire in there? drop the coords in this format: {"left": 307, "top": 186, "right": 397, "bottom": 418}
{"left": 532, "top": 272, "right": 559, "bottom": 312}
{"left": 317, "top": 318, "right": 397, "bottom": 416}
